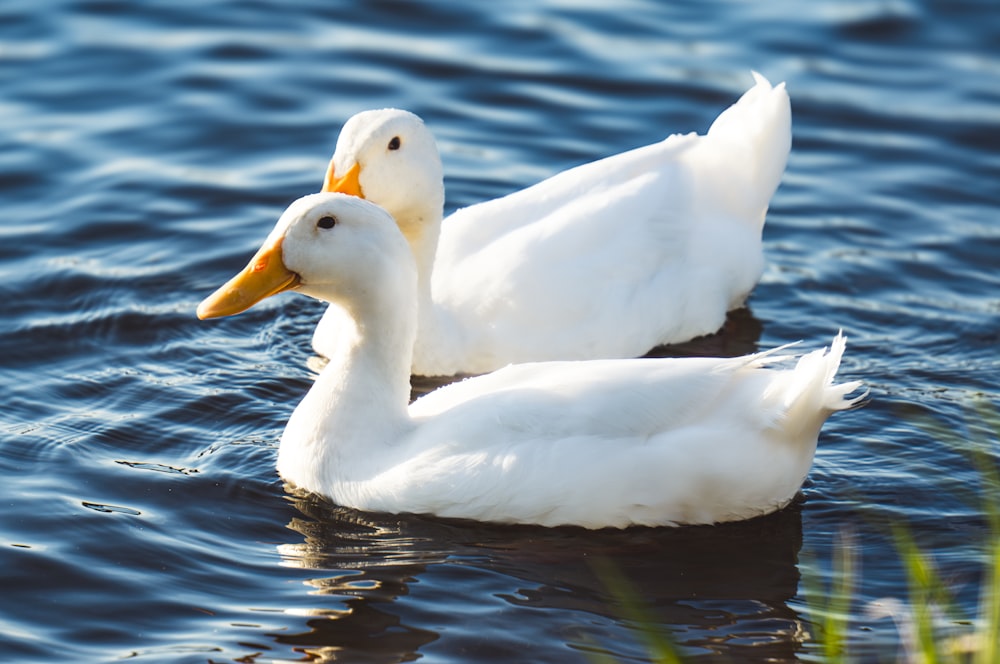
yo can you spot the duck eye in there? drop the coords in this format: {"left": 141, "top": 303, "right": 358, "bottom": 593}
{"left": 388, "top": 136, "right": 401, "bottom": 151}
{"left": 316, "top": 215, "right": 337, "bottom": 230}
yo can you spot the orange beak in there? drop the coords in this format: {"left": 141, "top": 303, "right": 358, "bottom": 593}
{"left": 197, "top": 237, "right": 301, "bottom": 319}
{"left": 322, "top": 160, "right": 363, "bottom": 197}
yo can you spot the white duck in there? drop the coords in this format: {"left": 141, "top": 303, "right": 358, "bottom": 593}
{"left": 315, "top": 72, "right": 792, "bottom": 376}
{"left": 198, "top": 193, "right": 864, "bottom": 529}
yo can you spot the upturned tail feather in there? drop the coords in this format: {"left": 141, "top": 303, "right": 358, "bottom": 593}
{"left": 705, "top": 71, "right": 792, "bottom": 224}
{"left": 749, "top": 331, "right": 868, "bottom": 437}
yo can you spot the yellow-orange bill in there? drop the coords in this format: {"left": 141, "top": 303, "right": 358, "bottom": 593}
{"left": 322, "top": 160, "right": 363, "bottom": 197}
{"left": 197, "top": 237, "right": 300, "bottom": 320}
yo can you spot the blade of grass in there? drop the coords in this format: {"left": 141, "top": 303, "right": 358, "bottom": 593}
{"left": 799, "top": 529, "right": 857, "bottom": 661}
{"left": 892, "top": 524, "right": 942, "bottom": 664}
{"left": 589, "top": 557, "right": 684, "bottom": 664}
{"left": 971, "top": 535, "right": 998, "bottom": 664}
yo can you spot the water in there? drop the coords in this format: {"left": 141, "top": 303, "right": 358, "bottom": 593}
{"left": 2, "top": 0, "right": 998, "bottom": 661}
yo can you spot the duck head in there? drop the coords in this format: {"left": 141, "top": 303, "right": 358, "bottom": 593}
{"left": 197, "top": 193, "right": 415, "bottom": 321}
{"left": 321, "top": 109, "right": 445, "bottom": 247}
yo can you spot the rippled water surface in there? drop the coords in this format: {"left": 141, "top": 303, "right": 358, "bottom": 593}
{"left": 2, "top": 0, "right": 998, "bottom": 661}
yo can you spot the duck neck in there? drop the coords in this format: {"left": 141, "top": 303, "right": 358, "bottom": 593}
{"left": 279, "top": 279, "right": 417, "bottom": 488}
{"left": 324, "top": 286, "right": 416, "bottom": 423}
{"left": 398, "top": 227, "right": 432, "bottom": 297}
{"left": 394, "top": 197, "right": 442, "bottom": 302}
{"left": 396, "top": 205, "right": 450, "bottom": 358}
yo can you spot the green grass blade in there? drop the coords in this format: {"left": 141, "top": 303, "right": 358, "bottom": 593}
{"left": 589, "top": 557, "right": 684, "bottom": 664}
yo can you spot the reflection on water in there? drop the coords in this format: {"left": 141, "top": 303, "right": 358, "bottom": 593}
{"left": 645, "top": 306, "right": 764, "bottom": 360}
{"left": 275, "top": 494, "right": 808, "bottom": 662}
{"left": 277, "top": 502, "right": 442, "bottom": 662}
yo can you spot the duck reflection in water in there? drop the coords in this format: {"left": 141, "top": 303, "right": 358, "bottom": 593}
{"left": 271, "top": 492, "right": 810, "bottom": 662}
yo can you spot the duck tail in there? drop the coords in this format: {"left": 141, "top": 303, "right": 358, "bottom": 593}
{"left": 703, "top": 71, "right": 792, "bottom": 228}
{"left": 761, "top": 331, "right": 868, "bottom": 439}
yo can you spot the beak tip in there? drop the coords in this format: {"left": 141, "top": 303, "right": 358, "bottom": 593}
{"left": 195, "top": 238, "right": 295, "bottom": 322}
{"left": 197, "top": 291, "right": 233, "bottom": 320}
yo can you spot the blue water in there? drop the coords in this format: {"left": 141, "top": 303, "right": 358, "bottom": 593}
{"left": 2, "top": 0, "right": 998, "bottom": 661}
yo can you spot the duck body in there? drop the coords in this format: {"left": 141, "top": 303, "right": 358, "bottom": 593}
{"left": 316, "top": 72, "right": 792, "bottom": 376}
{"left": 292, "top": 347, "right": 857, "bottom": 529}
{"left": 199, "top": 193, "right": 864, "bottom": 530}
